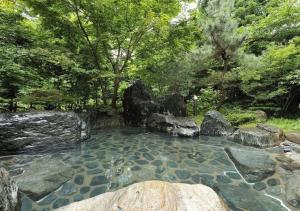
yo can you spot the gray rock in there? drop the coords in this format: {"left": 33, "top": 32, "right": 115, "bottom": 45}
{"left": 253, "top": 182, "right": 267, "bottom": 191}
{"left": 200, "top": 110, "right": 236, "bottom": 136}
{"left": 123, "top": 81, "right": 159, "bottom": 127}
{"left": 285, "top": 171, "right": 300, "bottom": 209}
{"left": 217, "top": 184, "right": 287, "bottom": 211}
{"left": 0, "top": 111, "right": 90, "bottom": 155}
{"left": 15, "top": 156, "right": 74, "bottom": 200}
{"left": 231, "top": 124, "right": 284, "bottom": 148}
{"left": 225, "top": 147, "right": 276, "bottom": 183}
{"left": 0, "top": 168, "right": 21, "bottom": 211}
{"left": 159, "top": 94, "right": 187, "bottom": 117}
{"left": 147, "top": 113, "right": 199, "bottom": 137}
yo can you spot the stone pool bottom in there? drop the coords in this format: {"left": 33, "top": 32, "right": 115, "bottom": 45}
{"left": 0, "top": 128, "right": 294, "bottom": 211}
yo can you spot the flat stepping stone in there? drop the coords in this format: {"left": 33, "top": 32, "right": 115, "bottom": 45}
{"left": 225, "top": 147, "right": 275, "bottom": 183}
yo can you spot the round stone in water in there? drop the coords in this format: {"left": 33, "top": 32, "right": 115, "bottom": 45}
{"left": 175, "top": 170, "right": 191, "bottom": 180}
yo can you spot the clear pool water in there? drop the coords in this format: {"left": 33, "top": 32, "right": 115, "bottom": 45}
{"left": 0, "top": 128, "right": 292, "bottom": 211}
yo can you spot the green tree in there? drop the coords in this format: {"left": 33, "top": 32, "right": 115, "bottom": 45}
{"left": 25, "top": 0, "right": 180, "bottom": 108}
{"left": 199, "top": 0, "right": 246, "bottom": 109}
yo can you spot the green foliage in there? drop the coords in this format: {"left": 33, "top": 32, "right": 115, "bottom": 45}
{"left": 0, "top": 0, "right": 299, "bottom": 118}
{"left": 20, "top": 88, "right": 75, "bottom": 107}
{"left": 223, "top": 108, "right": 266, "bottom": 126}
{"left": 196, "top": 86, "right": 220, "bottom": 112}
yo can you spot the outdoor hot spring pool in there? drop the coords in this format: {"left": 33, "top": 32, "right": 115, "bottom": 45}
{"left": 0, "top": 128, "right": 292, "bottom": 211}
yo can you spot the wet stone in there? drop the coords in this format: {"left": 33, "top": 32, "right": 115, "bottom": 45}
{"left": 37, "top": 193, "right": 57, "bottom": 206}
{"left": 139, "top": 148, "right": 148, "bottom": 153}
{"left": 131, "top": 166, "right": 141, "bottom": 171}
{"left": 21, "top": 197, "right": 32, "bottom": 211}
{"left": 239, "top": 182, "right": 250, "bottom": 189}
{"left": 74, "top": 175, "right": 84, "bottom": 185}
{"left": 73, "top": 194, "right": 84, "bottom": 202}
{"left": 57, "top": 182, "right": 76, "bottom": 196}
{"left": 90, "top": 186, "right": 107, "bottom": 197}
{"left": 151, "top": 160, "right": 163, "bottom": 166}
{"left": 123, "top": 146, "right": 130, "bottom": 151}
{"left": 134, "top": 152, "right": 141, "bottom": 156}
{"left": 143, "top": 153, "right": 155, "bottom": 161}
{"left": 87, "top": 168, "right": 104, "bottom": 175}
{"left": 167, "top": 161, "right": 178, "bottom": 168}
{"left": 175, "top": 170, "right": 191, "bottom": 180}
{"left": 102, "top": 163, "right": 111, "bottom": 169}
{"left": 266, "top": 186, "right": 282, "bottom": 196}
{"left": 80, "top": 186, "right": 90, "bottom": 194}
{"left": 267, "top": 178, "right": 280, "bottom": 186}
{"left": 90, "top": 176, "right": 109, "bottom": 186}
{"left": 253, "top": 182, "right": 267, "bottom": 191}
{"left": 110, "top": 183, "right": 119, "bottom": 189}
{"left": 135, "top": 160, "right": 149, "bottom": 165}
{"left": 155, "top": 174, "right": 162, "bottom": 180}
{"left": 195, "top": 157, "right": 206, "bottom": 163}
{"left": 129, "top": 155, "right": 139, "bottom": 161}
{"left": 216, "top": 175, "right": 232, "bottom": 184}
{"left": 199, "top": 174, "right": 215, "bottom": 187}
{"left": 226, "top": 172, "right": 241, "bottom": 180}
{"left": 52, "top": 198, "right": 69, "bottom": 209}
{"left": 191, "top": 174, "right": 201, "bottom": 183}
{"left": 85, "top": 162, "right": 98, "bottom": 169}
{"left": 155, "top": 166, "right": 166, "bottom": 174}
{"left": 184, "top": 160, "right": 199, "bottom": 168}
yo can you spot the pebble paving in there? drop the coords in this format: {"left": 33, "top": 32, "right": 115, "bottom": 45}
{"left": 0, "top": 128, "right": 288, "bottom": 210}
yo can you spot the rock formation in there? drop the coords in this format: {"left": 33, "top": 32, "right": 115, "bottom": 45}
{"left": 231, "top": 124, "right": 284, "bottom": 148}
{"left": 0, "top": 111, "right": 89, "bottom": 155}
{"left": 56, "top": 180, "right": 228, "bottom": 211}
{"left": 225, "top": 147, "right": 276, "bottom": 182}
{"left": 200, "top": 110, "right": 236, "bottom": 136}
{"left": 0, "top": 168, "right": 21, "bottom": 211}
{"left": 147, "top": 113, "right": 199, "bottom": 137}
{"left": 14, "top": 156, "right": 74, "bottom": 201}
{"left": 123, "top": 81, "right": 158, "bottom": 127}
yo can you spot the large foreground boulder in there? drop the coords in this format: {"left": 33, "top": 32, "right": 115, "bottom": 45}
{"left": 159, "top": 93, "right": 187, "bottom": 117}
{"left": 123, "top": 81, "right": 158, "bottom": 127}
{"left": 56, "top": 180, "right": 228, "bottom": 211}
{"left": 200, "top": 111, "right": 236, "bottom": 136}
{"left": 15, "top": 156, "right": 74, "bottom": 201}
{"left": 225, "top": 147, "right": 276, "bottom": 183}
{"left": 147, "top": 113, "right": 199, "bottom": 137}
{"left": 231, "top": 124, "right": 284, "bottom": 148}
{"left": 0, "top": 111, "right": 89, "bottom": 155}
{"left": 0, "top": 168, "right": 21, "bottom": 211}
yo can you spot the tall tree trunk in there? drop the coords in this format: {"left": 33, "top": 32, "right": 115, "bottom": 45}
{"left": 111, "top": 78, "right": 120, "bottom": 109}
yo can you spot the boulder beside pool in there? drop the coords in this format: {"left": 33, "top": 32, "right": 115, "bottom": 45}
{"left": 15, "top": 156, "right": 74, "bottom": 201}
{"left": 225, "top": 147, "right": 276, "bottom": 183}
{"left": 0, "top": 111, "right": 90, "bottom": 155}
{"left": 147, "top": 113, "right": 199, "bottom": 137}
{"left": 56, "top": 180, "right": 228, "bottom": 211}
{"left": 200, "top": 110, "right": 236, "bottom": 136}
{"left": 231, "top": 124, "right": 284, "bottom": 148}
